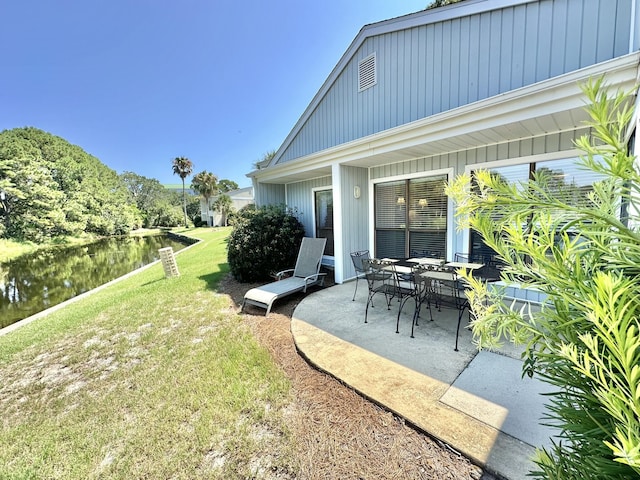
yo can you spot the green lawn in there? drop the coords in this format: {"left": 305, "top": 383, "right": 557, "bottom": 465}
{"left": 0, "top": 227, "right": 296, "bottom": 479}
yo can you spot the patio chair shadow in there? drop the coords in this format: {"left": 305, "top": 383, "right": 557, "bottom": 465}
{"left": 290, "top": 281, "right": 557, "bottom": 480}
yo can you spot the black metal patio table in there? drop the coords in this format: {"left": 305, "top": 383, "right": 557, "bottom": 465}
{"left": 390, "top": 258, "right": 485, "bottom": 351}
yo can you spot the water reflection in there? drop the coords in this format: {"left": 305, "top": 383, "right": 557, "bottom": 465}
{"left": 0, "top": 235, "right": 189, "bottom": 328}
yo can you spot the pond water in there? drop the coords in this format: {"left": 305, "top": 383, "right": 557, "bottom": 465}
{"left": 0, "top": 234, "right": 190, "bottom": 329}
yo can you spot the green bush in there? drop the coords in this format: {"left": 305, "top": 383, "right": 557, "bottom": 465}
{"left": 228, "top": 204, "right": 256, "bottom": 227}
{"left": 228, "top": 205, "right": 306, "bottom": 282}
{"left": 446, "top": 78, "right": 640, "bottom": 479}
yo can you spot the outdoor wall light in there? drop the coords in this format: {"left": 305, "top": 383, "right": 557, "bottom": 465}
{"left": 418, "top": 198, "right": 428, "bottom": 208}
{"left": 397, "top": 196, "right": 405, "bottom": 205}
{"left": 353, "top": 185, "right": 361, "bottom": 199}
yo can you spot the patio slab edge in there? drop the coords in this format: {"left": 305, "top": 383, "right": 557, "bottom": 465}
{"left": 291, "top": 317, "right": 535, "bottom": 480}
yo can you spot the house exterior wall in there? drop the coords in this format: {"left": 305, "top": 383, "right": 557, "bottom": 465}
{"left": 249, "top": 0, "right": 638, "bottom": 283}
{"left": 633, "top": 0, "right": 640, "bottom": 51}
{"left": 368, "top": 130, "right": 588, "bottom": 181}
{"left": 200, "top": 187, "right": 255, "bottom": 226}
{"left": 276, "top": 0, "right": 632, "bottom": 165}
{"left": 254, "top": 182, "right": 285, "bottom": 207}
{"left": 340, "top": 165, "right": 369, "bottom": 280}
{"left": 369, "top": 127, "right": 589, "bottom": 259}
{"left": 285, "top": 176, "right": 332, "bottom": 237}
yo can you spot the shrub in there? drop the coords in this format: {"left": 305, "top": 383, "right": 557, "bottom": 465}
{"left": 446, "top": 78, "right": 640, "bottom": 479}
{"left": 228, "top": 205, "right": 306, "bottom": 282}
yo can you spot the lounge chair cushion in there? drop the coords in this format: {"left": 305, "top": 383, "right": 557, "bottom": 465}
{"left": 243, "top": 276, "right": 320, "bottom": 315}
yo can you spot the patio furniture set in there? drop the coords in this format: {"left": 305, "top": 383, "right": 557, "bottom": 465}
{"left": 240, "top": 237, "right": 485, "bottom": 351}
{"left": 351, "top": 250, "right": 484, "bottom": 351}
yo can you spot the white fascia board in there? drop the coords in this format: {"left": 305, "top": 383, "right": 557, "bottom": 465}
{"left": 266, "top": 0, "right": 541, "bottom": 169}
{"left": 626, "top": 62, "right": 640, "bottom": 140}
{"left": 251, "top": 159, "right": 334, "bottom": 184}
{"left": 253, "top": 53, "right": 639, "bottom": 183}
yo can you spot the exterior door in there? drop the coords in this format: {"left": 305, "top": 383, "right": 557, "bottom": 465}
{"left": 314, "top": 189, "right": 334, "bottom": 256}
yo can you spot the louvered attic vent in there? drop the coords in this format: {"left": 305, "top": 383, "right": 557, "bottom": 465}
{"left": 358, "top": 53, "right": 377, "bottom": 92}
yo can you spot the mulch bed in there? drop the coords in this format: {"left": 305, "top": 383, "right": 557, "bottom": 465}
{"left": 220, "top": 273, "right": 496, "bottom": 480}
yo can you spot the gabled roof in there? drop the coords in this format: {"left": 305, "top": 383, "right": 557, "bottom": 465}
{"left": 250, "top": 52, "right": 640, "bottom": 184}
{"left": 256, "top": 0, "right": 538, "bottom": 173}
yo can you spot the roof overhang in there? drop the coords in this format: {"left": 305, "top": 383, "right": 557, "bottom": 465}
{"left": 249, "top": 52, "right": 640, "bottom": 185}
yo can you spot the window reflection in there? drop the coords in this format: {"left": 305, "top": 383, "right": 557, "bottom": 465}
{"left": 469, "top": 156, "right": 608, "bottom": 267}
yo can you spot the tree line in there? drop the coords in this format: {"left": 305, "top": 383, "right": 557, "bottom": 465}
{"left": 0, "top": 127, "right": 238, "bottom": 242}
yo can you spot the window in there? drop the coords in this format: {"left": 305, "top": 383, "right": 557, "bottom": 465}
{"left": 469, "top": 156, "right": 608, "bottom": 265}
{"left": 374, "top": 175, "right": 448, "bottom": 259}
{"left": 469, "top": 164, "right": 529, "bottom": 265}
{"left": 314, "top": 189, "right": 334, "bottom": 256}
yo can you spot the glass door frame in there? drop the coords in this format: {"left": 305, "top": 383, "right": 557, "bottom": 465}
{"left": 369, "top": 168, "right": 454, "bottom": 260}
{"left": 312, "top": 186, "right": 334, "bottom": 260}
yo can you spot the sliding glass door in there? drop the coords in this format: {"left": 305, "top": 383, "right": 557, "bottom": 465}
{"left": 374, "top": 175, "right": 448, "bottom": 259}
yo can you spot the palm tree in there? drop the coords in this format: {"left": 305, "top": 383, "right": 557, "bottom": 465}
{"left": 171, "top": 156, "right": 193, "bottom": 228}
{"left": 191, "top": 171, "right": 218, "bottom": 225}
{"left": 212, "top": 194, "right": 233, "bottom": 227}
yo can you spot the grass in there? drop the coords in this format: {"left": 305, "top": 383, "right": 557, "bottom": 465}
{"left": 0, "top": 227, "right": 296, "bottom": 479}
{"left": 0, "top": 238, "right": 39, "bottom": 263}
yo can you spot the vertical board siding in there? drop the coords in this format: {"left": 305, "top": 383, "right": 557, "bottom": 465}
{"left": 368, "top": 130, "right": 586, "bottom": 180}
{"left": 277, "top": 0, "right": 631, "bottom": 165}
{"left": 340, "top": 166, "right": 369, "bottom": 280}
{"left": 633, "top": 0, "right": 640, "bottom": 51}
{"left": 286, "top": 176, "right": 332, "bottom": 237}
{"left": 255, "top": 183, "right": 285, "bottom": 207}
{"left": 370, "top": 128, "right": 587, "bottom": 256}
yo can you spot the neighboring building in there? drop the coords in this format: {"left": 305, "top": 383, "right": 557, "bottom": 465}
{"left": 164, "top": 184, "right": 196, "bottom": 195}
{"left": 200, "top": 186, "right": 254, "bottom": 226}
{"left": 248, "top": 0, "right": 640, "bottom": 283}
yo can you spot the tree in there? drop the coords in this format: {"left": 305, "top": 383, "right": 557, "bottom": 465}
{"left": 0, "top": 147, "right": 21, "bottom": 237}
{"left": 171, "top": 156, "right": 193, "bottom": 228}
{"left": 212, "top": 194, "right": 233, "bottom": 227}
{"left": 446, "top": 78, "right": 640, "bottom": 479}
{"left": 185, "top": 196, "right": 202, "bottom": 226}
{"left": 252, "top": 150, "right": 276, "bottom": 170}
{"left": 217, "top": 179, "right": 238, "bottom": 193}
{"left": 426, "top": 0, "right": 465, "bottom": 9}
{"left": 121, "top": 172, "right": 171, "bottom": 228}
{"left": 0, "top": 127, "right": 139, "bottom": 241}
{"left": 191, "top": 171, "right": 218, "bottom": 224}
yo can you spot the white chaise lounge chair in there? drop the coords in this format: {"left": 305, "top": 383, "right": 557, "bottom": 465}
{"left": 241, "top": 237, "right": 327, "bottom": 315}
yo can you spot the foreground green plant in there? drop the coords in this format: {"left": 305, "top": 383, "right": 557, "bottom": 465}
{"left": 227, "top": 205, "right": 305, "bottom": 282}
{"left": 0, "top": 227, "right": 296, "bottom": 479}
{"left": 447, "top": 78, "right": 640, "bottom": 479}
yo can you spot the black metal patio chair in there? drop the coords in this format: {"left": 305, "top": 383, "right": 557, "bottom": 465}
{"left": 349, "top": 250, "right": 370, "bottom": 301}
{"left": 396, "top": 264, "right": 435, "bottom": 337}
{"left": 362, "top": 258, "right": 395, "bottom": 324}
{"left": 424, "top": 268, "right": 472, "bottom": 351}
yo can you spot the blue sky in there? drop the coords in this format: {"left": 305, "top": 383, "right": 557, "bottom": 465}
{"left": 1, "top": 1, "right": 428, "bottom": 188}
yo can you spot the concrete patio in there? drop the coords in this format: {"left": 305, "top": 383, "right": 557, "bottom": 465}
{"left": 289, "top": 281, "right": 557, "bottom": 480}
